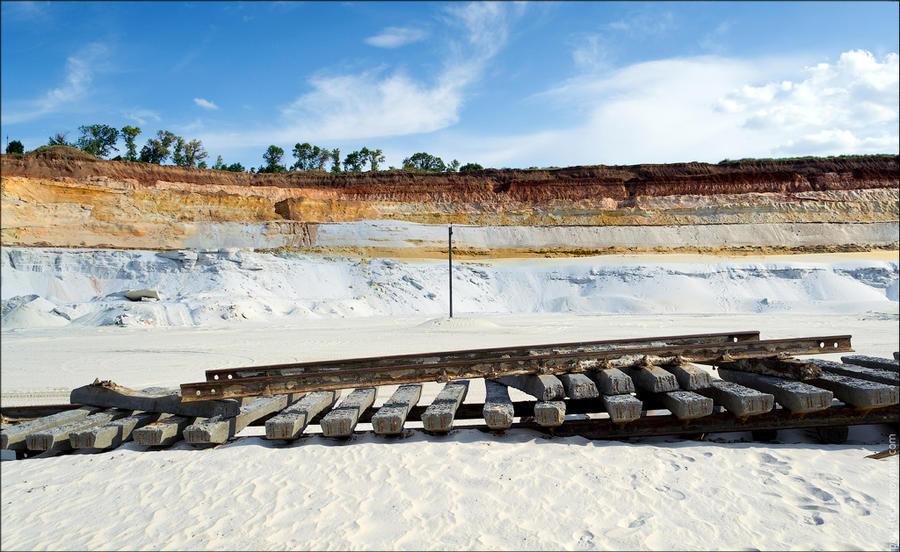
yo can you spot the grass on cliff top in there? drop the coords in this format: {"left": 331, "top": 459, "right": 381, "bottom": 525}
{"left": 717, "top": 153, "right": 897, "bottom": 164}
{"left": 26, "top": 145, "right": 100, "bottom": 161}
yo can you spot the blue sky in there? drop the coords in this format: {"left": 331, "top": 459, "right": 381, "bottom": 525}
{"left": 2, "top": 1, "right": 898, "bottom": 169}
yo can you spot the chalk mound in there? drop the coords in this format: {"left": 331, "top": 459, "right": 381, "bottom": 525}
{"left": 1, "top": 295, "right": 68, "bottom": 329}
{"left": 417, "top": 316, "right": 501, "bottom": 330}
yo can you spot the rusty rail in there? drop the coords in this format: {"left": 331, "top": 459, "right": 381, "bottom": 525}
{"left": 181, "top": 335, "right": 853, "bottom": 401}
{"left": 205, "top": 330, "right": 761, "bottom": 382}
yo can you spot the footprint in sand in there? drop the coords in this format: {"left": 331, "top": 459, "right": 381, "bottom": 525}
{"left": 758, "top": 452, "right": 788, "bottom": 465}
{"left": 799, "top": 505, "right": 839, "bottom": 514}
{"left": 655, "top": 485, "right": 686, "bottom": 501}
{"left": 575, "top": 530, "right": 595, "bottom": 549}
{"left": 628, "top": 514, "right": 653, "bottom": 528}
{"left": 833, "top": 487, "right": 873, "bottom": 516}
{"left": 805, "top": 484, "right": 836, "bottom": 504}
{"left": 806, "top": 513, "right": 825, "bottom": 526}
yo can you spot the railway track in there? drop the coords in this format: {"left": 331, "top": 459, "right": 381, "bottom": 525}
{"left": 2, "top": 331, "right": 898, "bottom": 459}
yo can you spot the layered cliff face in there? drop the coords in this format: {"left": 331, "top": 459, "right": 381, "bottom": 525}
{"left": 1, "top": 148, "right": 897, "bottom": 253}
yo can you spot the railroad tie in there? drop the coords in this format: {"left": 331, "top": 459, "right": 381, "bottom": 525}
{"left": 266, "top": 390, "right": 340, "bottom": 440}
{"left": 808, "top": 358, "right": 899, "bottom": 386}
{"left": 600, "top": 394, "right": 642, "bottom": 423}
{"left": 70, "top": 411, "right": 161, "bottom": 449}
{"left": 841, "top": 355, "right": 900, "bottom": 374}
{"left": 718, "top": 369, "right": 833, "bottom": 413}
{"left": 590, "top": 368, "right": 635, "bottom": 395}
{"left": 805, "top": 373, "right": 899, "bottom": 410}
{"left": 695, "top": 380, "right": 775, "bottom": 417}
{"left": 623, "top": 364, "right": 679, "bottom": 393}
{"left": 1, "top": 406, "right": 102, "bottom": 450}
{"left": 26, "top": 409, "right": 129, "bottom": 452}
{"left": 483, "top": 380, "right": 514, "bottom": 430}
{"left": 657, "top": 391, "right": 714, "bottom": 420}
{"left": 133, "top": 415, "right": 196, "bottom": 446}
{"left": 185, "top": 394, "right": 300, "bottom": 445}
{"left": 70, "top": 383, "right": 241, "bottom": 417}
{"left": 491, "top": 374, "right": 564, "bottom": 401}
{"left": 371, "top": 385, "right": 422, "bottom": 435}
{"left": 661, "top": 363, "right": 711, "bottom": 391}
{"left": 321, "top": 387, "right": 376, "bottom": 438}
{"left": 422, "top": 381, "right": 469, "bottom": 433}
{"left": 558, "top": 373, "right": 598, "bottom": 399}
{"left": 534, "top": 401, "right": 566, "bottom": 427}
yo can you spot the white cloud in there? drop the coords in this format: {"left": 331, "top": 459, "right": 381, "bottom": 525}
{"left": 699, "top": 20, "right": 732, "bottom": 53}
{"left": 570, "top": 34, "right": 609, "bottom": 72}
{"left": 455, "top": 49, "right": 899, "bottom": 167}
{"left": 719, "top": 50, "right": 899, "bottom": 133}
{"left": 365, "top": 27, "right": 427, "bottom": 48}
{"left": 201, "top": 2, "right": 519, "bottom": 149}
{"left": 278, "top": 70, "right": 461, "bottom": 141}
{"left": 1, "top": 43, "right": 107, "bottom": 125}
{"left": 123, "top": 109, "right": 161, "bottom": 125}
{"left": 1, "top": 1, "right": 50, "bottom": 21}
{"left": 194, "top": 97, "right": 219, "bottom": 110}
{"left": 605, "top": 10, "right": 675, "bottom": 36}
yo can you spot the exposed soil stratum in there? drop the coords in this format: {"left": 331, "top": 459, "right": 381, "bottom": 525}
{"left": 1, "top": 149, "right": 898, "bottom": 253}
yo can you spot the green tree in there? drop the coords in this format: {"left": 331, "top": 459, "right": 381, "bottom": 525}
{"left": 172, "top": 137, "right": 187, "bottom": 166}
{"left": 213, "top": 155, "right": 227, "bottom": 170}
{"left": 48, "top": 132, "right": 72, "bottom": 146}
{"left": 330, "top": 148, "right": 341, "bottom": 173}
{"left": 76, "top": 124, "right": 119, "bottom": 158}
{"left": 198, "top": 160, "right": 208, "bottom": 169}
{"left": 292, "top": 142, "right": 336, "bottom": 171}
{"left": 139, "top": 130, "right": 177, "bottom": 164}
{"left": 316, "top": 148, "right": 332, "bottom": 170}
{"left": 260, "top": 145, "right": 287, "bottom": 173}
{"left": 291, "top": 142, "right": 317, "bottom": 171}
{"left": 225, "top": 162, "right": 245, "bottom": 173}
{"left": 402, "top": 152, "right": 445, "bottom": 172}
{"left": 459, "top": 162, "right": 483, "bottom": 172}
{"left": 447, "top": 159, "right": 460, "bottom": 172}
{"left": 6, "top": 140, "right": 24, "bottom": 154}
{"left": 343, "top": 150, "right": 364, "bottom": 172}
{"left": 365, "top": 147, "right": 385, "bottom": 171}
{"left": 182, "top": 138, "right": 209, "bottom": 168}
{"left": 120, "top": 126, "right": 142, "bottom": 161}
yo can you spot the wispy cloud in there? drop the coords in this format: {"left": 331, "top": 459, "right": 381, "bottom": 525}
{"left": 570, "top": 34, "right": 610, "bottom": 72}
{"left": 699, "top": 21, "right": 733, "bottom": 53}
{"left": 123, "top": 109, "right": 161, "bottom": 125}
{"left": 453, "top": 49, "right": 898, "bottom": 167}
{"left": 1, "top": 43, "right": 108, "bottom": 125}
{"left": 605, "top": 10, "right": 675, "bottom": 37}
{"left": 1, "top": 1, "right": 50, "bottom": 21}
{"left": 365, "top": 26, "right": 427, "bottom": 48}
{"left": 172, "top": 30, "right": 215, "bottom": 72}
{"left": 201, "top": 2, "right": 520, "bottom": 149}
{"left": 193, "top": 97, "right": 219, "bottom": 110}
{"left": 566, "top": 10, "right": 675, "bottom": 74}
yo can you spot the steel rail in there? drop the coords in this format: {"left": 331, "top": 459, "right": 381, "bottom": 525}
{"left": 204, "top": 330, "right": 761, "bottom": 382}
{"left": 181, "top": 335, "right": 853, "bottom": 401}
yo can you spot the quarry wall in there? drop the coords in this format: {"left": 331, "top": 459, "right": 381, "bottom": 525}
{"left": 2, "top": 150, "right": 897, "bottom": 254}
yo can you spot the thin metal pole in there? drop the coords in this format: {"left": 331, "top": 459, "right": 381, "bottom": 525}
{"left": 448, "top": 224, "right": 453, "bottom": 318}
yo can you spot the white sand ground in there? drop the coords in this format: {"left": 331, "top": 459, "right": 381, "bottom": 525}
{"left": 1, "top": 312, "right": 899, "bottom": 551}
{"left": 1, "top": 250, "right": 898, "bottom": 550}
